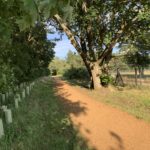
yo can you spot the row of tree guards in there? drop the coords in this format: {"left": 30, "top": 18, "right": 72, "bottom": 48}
{"left": 0, "top": 81, "right": 35, "bottom": 139}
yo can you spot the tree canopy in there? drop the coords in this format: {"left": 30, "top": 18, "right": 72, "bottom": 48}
{"left": 120, "top": 32, "right": 150, "bottom": 77}
{"left": 53, "top": 0, "right": 150, "bottom": 88}
{"left": 0, "top": 0, "right": 55, "bottom": 92}
{"left": 0, "top": 0, "right": 150, "bottom": 89}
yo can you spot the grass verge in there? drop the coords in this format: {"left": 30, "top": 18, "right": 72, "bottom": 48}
{"left": 0, "top": 78, "right": 90, "bottom": 150}
{"left": 67, "top": 79, "right": 150, "bottom": 123}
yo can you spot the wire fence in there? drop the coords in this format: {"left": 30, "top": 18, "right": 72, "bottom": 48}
{"left": 112, "top": 69, "right": 150, "bottom": 86}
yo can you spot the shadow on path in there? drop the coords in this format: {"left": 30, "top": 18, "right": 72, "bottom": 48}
{"left": 52, "top": 77, "right": 97, "bottom": 150}
{"left": 52, "top": 77, "right": 126, "bottom": 150}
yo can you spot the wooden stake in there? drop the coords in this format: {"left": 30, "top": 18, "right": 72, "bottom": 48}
{"left": 0, "top": 119, "right": 4, "bottom": 138}
{"left": 115, "top": 68, "right": 124, "bottom": 86}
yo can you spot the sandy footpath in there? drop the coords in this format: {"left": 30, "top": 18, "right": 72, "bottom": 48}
{"left": 53, "top": 77, "right": 150, "bottom": 150}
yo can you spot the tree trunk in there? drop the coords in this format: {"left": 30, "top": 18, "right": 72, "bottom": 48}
{"left": 54, "top": 14, "right": 82, "bottom": 55}
{"left": 138, "top": 66, "right": 141, "bottom": 77}
{"left": 91, "top": 62, "right": 102, "bottom": 89}
{"left": 141, "top": 67, "right": 144, "bottom": 77}
{"left": 138, "top": 66, "right": 143, "bottom": 85}
{"left": 54, "top": 14, "right": 102, "bottom": 89}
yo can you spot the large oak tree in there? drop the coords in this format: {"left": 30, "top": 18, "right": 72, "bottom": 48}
{"left": 53, "top": 0, "right": 149, "bottom": 89}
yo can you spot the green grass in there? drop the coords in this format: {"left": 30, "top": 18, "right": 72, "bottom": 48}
{"left": 102, "top": 87, "right": 150, "bottom": 122}
{"left": 68, "top": 79, "right": 150, "bottom": 123}
{"left": 0, "top": 78, "right": 90, "bottom": 150}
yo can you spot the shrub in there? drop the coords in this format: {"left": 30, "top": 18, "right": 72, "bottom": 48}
{"left": 63, "top": 67, "right": 90, "bottom": 80}
{"left": 100, "top": 74, "right": 114, "bottom": 87}
{"left": 0, "top": 65, "right": 17, "bottom": 92}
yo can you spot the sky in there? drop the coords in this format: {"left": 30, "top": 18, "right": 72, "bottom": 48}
{"left": 47, "top": 33, "right": 76, "bottom": 59}
{"left": 47, "top": 33, "right": 119, "bottom": 59}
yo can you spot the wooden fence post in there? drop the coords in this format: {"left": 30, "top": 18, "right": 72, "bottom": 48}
{"left": 135, "top": 67, "right": 138, "bottom": 86}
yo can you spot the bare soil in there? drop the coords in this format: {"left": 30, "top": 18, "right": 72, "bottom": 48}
{"left": 53, "top": 77, "right": 150, "bottom": 150}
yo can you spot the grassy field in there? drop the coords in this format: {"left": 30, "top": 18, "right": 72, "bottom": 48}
{"left": 116, "top": 70, "right": 150, "bottom": 86}
{"left": 68, "top": 80, "right": 150, "bottom": 123}
{"left": 0, "top": 78, "right": 90, "bottom": 150}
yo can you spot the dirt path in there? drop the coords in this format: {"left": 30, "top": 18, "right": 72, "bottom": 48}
{"left": 53, "top": 78, "right": 150, "bottom": 150}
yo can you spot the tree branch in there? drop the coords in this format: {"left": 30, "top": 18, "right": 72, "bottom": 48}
{"left": 54, "top": 14, "right": 82, "bottom": 55}
{"left": 98, "top": 14, "right": 139, "bottom": 65}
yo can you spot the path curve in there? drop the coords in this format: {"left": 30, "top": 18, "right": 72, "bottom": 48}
{"left": 53, "top": 77, "right": 150, "bottom": 150}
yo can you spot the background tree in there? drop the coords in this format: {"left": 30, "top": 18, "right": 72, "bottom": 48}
{"left": 49, "top": 50, "right": 84, "bottom": 75}
{"left": 63, "top": 50, "right": 89, "bottom": 80}
{"left": 108, "top": 56, "right": 130, "bottom": 73}
{"left": 49, "top": 57, "right": 68, "bottom": 75}
{"left": 53, "top": 0, "right": 150, "bottom": 89}
{"left": 66, "top": 50, "right": 83, "bottom": 68}
{"left": 120, "top": 32, "right": 150, "bottom": 78}
{"left": 0, "top": 0, "right": 55, "bottom": 92}
{"left": 11, "top": 23, "right": 55, "bottom": 82}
